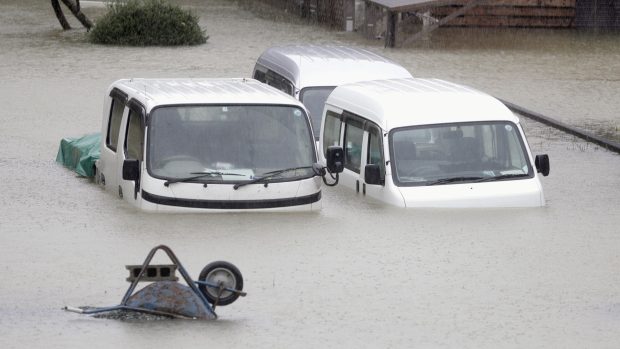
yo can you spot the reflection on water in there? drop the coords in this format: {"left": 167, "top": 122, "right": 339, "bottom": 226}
{"left": 0, "top": 1, "right": 619, "bottom": 348}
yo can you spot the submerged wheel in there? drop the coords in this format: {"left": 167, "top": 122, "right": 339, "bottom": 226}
{"left": 198, "top": 261, "right": 243, "bottom": 306}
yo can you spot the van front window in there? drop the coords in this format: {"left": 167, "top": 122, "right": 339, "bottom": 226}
{"left": 390, "top": 122, "right": 533, "bottom": 186}
{"left": 300, "top": 87, "right": 335, "bottom": 138}
{"left": 148, "top": 105, "right": 316, "bottom": 182}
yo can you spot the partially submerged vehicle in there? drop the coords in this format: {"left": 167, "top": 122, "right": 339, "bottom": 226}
{"left": 59, "top": 78, "right": 343, "bottom": 212}
{"left": 252, "top": 45, "right": 413, "bottom": 139}
{"left": 318, "top": 78, "right": 550, "bottom": 208}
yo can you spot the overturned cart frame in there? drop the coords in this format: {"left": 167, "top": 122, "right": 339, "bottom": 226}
{"left": 64, "top": 245, "right": 246, "bottom": 319}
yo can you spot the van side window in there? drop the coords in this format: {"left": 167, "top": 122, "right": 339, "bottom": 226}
{"left": 344, "top": 119, "right": 363, "bottom": 173}
{"left": 367, "top": 127, "right": 385, "bottom": 181}
{"left": 124, "top": 110, "right": 144, "bottom": 161}
{"left": 265, "top": 70, "right": 294, "bottom": 96}
{"left": 106, "top": 98, "right": 124, "bottom": 151}
{"left": 323, "top": 111, "right": 342, "bottom": 157}
{"left": 253, "top": 69, "right": 266, "bottom": 82}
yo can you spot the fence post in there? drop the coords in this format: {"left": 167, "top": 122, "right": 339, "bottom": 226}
{"left": 344, "top": 0, "right": 355, "bottom": 31}
{"left": 385, "top": 10, "right": 396, "bottom": 47}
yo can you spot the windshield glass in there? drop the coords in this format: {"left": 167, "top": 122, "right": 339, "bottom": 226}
{"left": 148, "top": 105, "right": 316, "bottom": 182}
{"left": 390, "top": 121, "right": 533, "bottom": 186}
{"left": 300, "top": 87, "right": 335, "bottom": 139}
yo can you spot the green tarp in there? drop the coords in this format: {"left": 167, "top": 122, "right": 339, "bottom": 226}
{"left": 56, "top": 133, "right": 101, "bottom": 177}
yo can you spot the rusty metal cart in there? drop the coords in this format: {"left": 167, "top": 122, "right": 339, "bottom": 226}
{"left": 64, "top": 245, "right": 246, "bottom": 319}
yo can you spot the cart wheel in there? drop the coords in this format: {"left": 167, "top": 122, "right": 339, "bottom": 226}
{"left": 198, "top": 261, "right": 243, "bottom": 306}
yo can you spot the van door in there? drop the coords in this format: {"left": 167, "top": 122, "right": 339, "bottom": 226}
{"left": 361, "top": 124, "right": 387, "bottom": 200}
{"left": 99, "top": 88, "right": 127, "bottom": 192}
{"left": 118, "top": 100, "right": 145, "bottom": 208}
{"left": 322, "top": 109, "right": 389, "bottom": 199}
{"left": 340, "top": 113, "right": 365, "bottom": 193}
{"left": 322, "top": 110, "right": 372, "bottom": 193}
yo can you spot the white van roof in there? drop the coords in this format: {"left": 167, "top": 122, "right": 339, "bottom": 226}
{"left": 110, "top": 78, "right": 304, "bottom": 111}
{"left": 326, "top": 78, "right": 519, "bottom": 130}
{"left": 254, "top": 45, "right": 413, "bottom": 89}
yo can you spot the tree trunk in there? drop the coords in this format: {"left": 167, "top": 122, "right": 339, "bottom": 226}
{"left": 51, "top": 0, "right": 72, "bottom": 30}
{"left": 60, "top": 0, "right": 94, "bottom": 30}
{"left": 51, "top": 0, "right": 94, "bottom": 31}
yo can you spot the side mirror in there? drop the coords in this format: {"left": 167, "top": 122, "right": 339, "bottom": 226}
{"left": 325, "top": 146, "right": 344, "bottom": 173}
{"left": 364, "top": 164, "right": 383, "bottom": 185}
{"left": 122, "top": 159, "right": 140, "bottom": 181}
{"left": 535, "top": 154, "right": 550, "bottom": 176}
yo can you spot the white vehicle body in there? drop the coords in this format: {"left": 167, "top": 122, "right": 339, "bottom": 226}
{"left": 96, "top": 78, "right": 322, "bottom": 212}
{"left": 318, "top": 78, "right": 550, "bottom": 208}
{"left": 252, "top": 45, "right": 413, "bottom": 139}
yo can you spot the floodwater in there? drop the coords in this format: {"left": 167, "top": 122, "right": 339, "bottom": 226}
{"left": 0, "top": 1, "right": 619, "bottom": 348}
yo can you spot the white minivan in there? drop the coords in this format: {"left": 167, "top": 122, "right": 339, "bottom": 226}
{"left": 96, "top": 78, "right": 342, "bottom": 212}
{"left": 319, "top": 78, "right": 550, "bottom": 208}
{"left": 252, "top": 45, "right": 413, "bottom": 139}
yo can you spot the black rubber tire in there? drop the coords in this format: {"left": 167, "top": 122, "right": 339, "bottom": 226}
{"left": 198, "top": 261, "right": 243, "bottom": 306}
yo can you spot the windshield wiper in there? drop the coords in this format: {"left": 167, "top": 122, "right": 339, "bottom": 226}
{"left": 425, "top": 176, "right": 484, "bottom": 186}
{"left": 233, "top": 166, "right": 313, "bottom": 190}
{"left": 474, "top": 173, "right": 529, "bottom": 182}
{"left": 164, "top": 171, "right": 244, "bottom": 187}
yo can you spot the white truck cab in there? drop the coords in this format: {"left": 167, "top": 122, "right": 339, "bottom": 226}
{"left": 252, "top": 45, "right": 413, "bottom": 140}
{"left": 96, "top": 78, "right": 341, "bottom": 212}
{"left": 319, "top": 78, "right": 550, "bottom": 208}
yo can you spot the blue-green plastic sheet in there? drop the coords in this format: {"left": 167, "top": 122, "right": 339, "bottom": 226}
{"left": 56, "top": 133, "right": 101, "bottom": 177}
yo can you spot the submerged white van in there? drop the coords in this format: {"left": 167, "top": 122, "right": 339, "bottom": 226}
{"left": 96, "top": 78, "right": 342, "bottom": 212}
{"left": 319, "top": 78, "right": 550, "bottom": 208}
{"left": 252, "top": 45, "right": 413, "bottom": 139}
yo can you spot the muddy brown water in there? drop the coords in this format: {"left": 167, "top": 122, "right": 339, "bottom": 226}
{"left": 0, "top": 1, "right": 619, "bottom": 348}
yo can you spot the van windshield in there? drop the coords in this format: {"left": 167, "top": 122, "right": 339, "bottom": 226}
{"left": 300, "top": 87, "right": 335, "bottom": 139}
{"left": 390, "top": 121, "right": 533, "bottom": 186}
{"left": 147, "top": 105, "right": 316, "bottom": 182}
